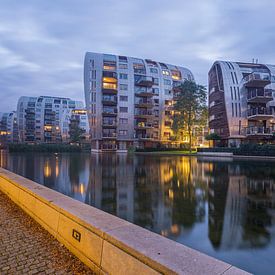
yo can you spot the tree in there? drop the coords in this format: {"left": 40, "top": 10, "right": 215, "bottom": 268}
{"left": 172, "top": 80, "right": 207, "bottom": 152}
{"left": 69, "top": 119, "right": 85, "bottom": 143}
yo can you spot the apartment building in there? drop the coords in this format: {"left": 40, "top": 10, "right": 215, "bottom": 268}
{"left": 84, "top": 52, "right": 194, "bottom": 152}
{"left": 208, "top": 61, "right": 275, "bottom": 146}
{"left": 0, "top": 111, "right": 19, "bottom": 145}
{"left": 17, "top": 96, "right": 85, "bottom": 143}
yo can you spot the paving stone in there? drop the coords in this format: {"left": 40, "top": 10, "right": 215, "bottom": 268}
{"left": 0, "top": 191, "right": 94, "bottom": 274}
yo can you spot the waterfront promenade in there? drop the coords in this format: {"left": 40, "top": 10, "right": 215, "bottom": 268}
{"left": 0, "top": 191, "right": 93, "bottom": 275}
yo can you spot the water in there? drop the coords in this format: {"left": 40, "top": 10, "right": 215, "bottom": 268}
{"left": 0, "top": 150, "right": 274, "bottom": 274}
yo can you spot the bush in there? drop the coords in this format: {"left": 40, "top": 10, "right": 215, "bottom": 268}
{"left": 8, "top": 143, "right": 82, "bottom": 153}
{"left": 235, "top": 144, "right": 275, "bottom": 156}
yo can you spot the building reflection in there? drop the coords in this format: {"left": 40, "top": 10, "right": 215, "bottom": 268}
{"left": 1, "top": 152, "right": 275, "bottom": 251}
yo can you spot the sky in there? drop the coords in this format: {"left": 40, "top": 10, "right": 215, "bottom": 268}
{"left": 1, "top": 0, "right": 275, "bottom": 112}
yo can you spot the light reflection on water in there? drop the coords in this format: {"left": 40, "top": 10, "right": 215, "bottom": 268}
{"left": 0, "top": 150, "right": 275, "bottom": 275}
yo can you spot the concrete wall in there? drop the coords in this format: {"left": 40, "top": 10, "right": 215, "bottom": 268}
{"left": 0, "top": 168, "right": 250, "bottom": 275}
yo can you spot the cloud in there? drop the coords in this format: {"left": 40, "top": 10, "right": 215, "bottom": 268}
{"left": 0, "top": 0, "right": 275, "bottom": 112}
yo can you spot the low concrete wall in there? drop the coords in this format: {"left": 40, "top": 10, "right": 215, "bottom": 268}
{"left": 197, "top": 152, "right": 233, "bottom": 157}
{"left": 0, "top": 168, "right": 250, "bottom": 275}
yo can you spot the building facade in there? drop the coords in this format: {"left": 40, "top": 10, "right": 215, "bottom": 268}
{"left": 208, "top": 61, "right": 275, "bottom": 146}
{"left": 17, "top": 96, "right": 85, "bottom": 143}
{"left": 84, "top": 52, "right": 194, "bottom": 152}
{"left": 0, "top": 111, "right": 19, "bottom": 145}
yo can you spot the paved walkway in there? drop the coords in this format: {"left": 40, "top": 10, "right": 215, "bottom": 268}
{"left": 0, "top": 191, "right": 93, "bottom": 275}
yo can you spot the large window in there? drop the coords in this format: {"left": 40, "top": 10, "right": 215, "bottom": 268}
{"left": 119, "top": 107, "right": 128, "bottom": 113}
{"left": 164, "top": 79, "right": 171, "bottom": 85}
{"left": 120, "top": 84, "right": 128, "bottom": 91}
{"left": 120, "top": 96, "right": 128, "bottom": 102}
{"left": 150, "top": 68, "right": 158, "bottom": 74}
{"left": 119, "top": 118, "right": 128, "bottom": 124}
{"left": 119, "top": 63, "right": 128, "bottom": 69}
{"left": 119, "top": 73, "right": 128, "bottom": 80}
{"left": 103, "top": 82, "right": 117, "bottom": 89}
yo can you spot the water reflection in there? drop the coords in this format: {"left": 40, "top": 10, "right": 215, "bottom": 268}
{"left": 0, "top": 150, "right": 275, "bottom": 274}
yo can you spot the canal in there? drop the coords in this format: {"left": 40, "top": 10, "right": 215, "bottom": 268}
{"left": 0, "top": 150, "right": 274, "bottom": 275}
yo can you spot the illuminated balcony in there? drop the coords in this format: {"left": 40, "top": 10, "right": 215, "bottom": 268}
{"left": 247, "top": 107, "right": 273, "bottom": 120}
{"left": 135, "top": 122, "right": 154, "bottom": 129}
{"left": 135, "top": 75, "right": 153, "bottom": 87}
{"left": 247, "top": 89, "right": 273, "bottom": 103}
{"left": 102, "top": 71, "right": 117, "bottom": 83}
{"left": 244, "top": 72, "right": 271, "bottom": 88}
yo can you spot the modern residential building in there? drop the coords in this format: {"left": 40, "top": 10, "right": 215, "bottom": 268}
{"left": 0, "top": 111, "right": 19, "bottom": 145}
{"left": 17, "top": 96, "right": 85, "bottom": 143}
{"left": 84, "top": 52, "right": 194, "bottom": 152}
{"left": 208, "top": 61, "right": 275, "bottom": 146}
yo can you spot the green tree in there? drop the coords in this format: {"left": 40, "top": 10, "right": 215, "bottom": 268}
{"left": 69, "top": 119, "right": 85, "bottom": 143}
{"left": 172, "top": 80, "right": 207, "bottom": 151}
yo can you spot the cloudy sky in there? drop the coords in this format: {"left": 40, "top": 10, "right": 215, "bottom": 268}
{"left": 1, "top": 0, "right": 275, "bottom": 112}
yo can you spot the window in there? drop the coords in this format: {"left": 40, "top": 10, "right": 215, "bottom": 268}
{"left": 119, "top": 118, "right": 128, "bottom": 124}
{"left": 154, "top": 99, "right": 159, "bottom": 104}
{"left": 231, "top": 72, "right": 235, "bottom": 84}
{"left": 103, "top": 82, "right": 117, "bottom": 90}
{"left": 90, "top": 70, "right": 96, "bottom": 79}
{"left": 153, "top": 78, "right": 159, "bottom": 85}
{"left": 119, "top": 73, "right": 128, "bottom": 80}
{"left": 120, "top": 96, "right": 128, "bottom": 102}
{"left": 119, "top": 130, "right": 127, "bottom": 136}
{"left": 230, "top": 87, "right": 233, "bottom": 100}
{"left": 164, "top": 79, "right": 171, "bottom": 85}
{"left": 162, "top": 70, "right": 170, "bottom": 76}
{"left": 237, "top": 87, "right": 240, "bottom": 100}
{"left": 165, "top": 89, "right": 171, "bottom": 95}
{"left": 165, "top": 121, "right": 172, "bottom": 127}
{"left": 234, "top": 87, "right": 237, "bottom": 100}
{"left": 235, "top": 103, "right": 238, "bottom": 117}
{"left": 90, "top": 81, "right": 96, "bottom": 91}
{"left": 232, "top": 103, "right": 234, "bottom": 117}
{"left": 119, "top": 63, "right": 128, "bottom": 69}
{"left": 120, "top": 84, "right": 128, "bottom": 91}
{"left": 150, "top": 68, "right": 158, "bottom": 74}
{"left": 153, "top": 88, "right": 159, "bottom": 94}
{"left": 239, "top": 103, "right": 241, "bottom": 117}
{"left": 119, "top": 107, "right": 128, "bottom": 113}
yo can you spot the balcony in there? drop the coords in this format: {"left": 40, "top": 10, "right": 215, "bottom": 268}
{"left": 247, "top": 107, "right": 273, "bottom": 120}
{"left": 135, "top": 122, "right": 154, "bottom": 129}
{"left": 135, "top": 87, "right": 154, "bottom": 97}
{"left": 102, "top": 108, "right": 117, "bottom": 116}
{"left": 102, "top": 121, "right": 117, "bottom": 128}
{"left": 135, "top": 75, "right": 153, "bottom": 87}
{"left": 135, "top": 110, "right": 154, "bottom": 118}
{"left": 244, "top": 72, "right": 271, "bottom": 88}
{"left": 247, "top": 89, "right": 273, "bottom": 103}
{"left": 135, "top": 99, "right": 154, "bottom": 108}
{"left": 102, "top": 71, "right": 117, "bottom": 83}
{"left": 135, "top": 134, "right": 155, "bottom": 140}
{"left": 245, "top": 126, "right": 274, "bottom": 136}
{"left": 102, "top": 96, "right": 117, "bottom": 106}
{"left": 102, "top": 132, "right": 117, "bottom": 139}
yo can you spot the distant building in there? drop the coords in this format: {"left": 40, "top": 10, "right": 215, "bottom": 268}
{"left": 84, "top": 52, "right": 194, "bottom": 152}
{"left": 208, "top": 61, "right": 275, "bottom": 146}
{"left": 17, "top": 96, "right": 85, "bottom": 143}
{"left": 0, "top": 111, "right": 19, "bottom": 145}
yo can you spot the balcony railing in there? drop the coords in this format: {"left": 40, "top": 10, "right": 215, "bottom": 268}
{"left": 135, "top": 122, "right": 154, "bottom": 129}
{"left": 135, "top": 75, "right": 153, "bottom": 87}
{"left": 102, "top": 96, "right": 117, "bottom": 105}
{"left": 135, "top": 110, "right": 153, "bottom": 117}
{"left": 135, "top": 99, "right": 154, "bottom": 107}
{"left": 134, "top": 134, "right": 155, "bottom": 140}
{"left": 245, "top": 126, "right": 274, "bottom": 135}
{"left": 102, "top": 132, "right": 117, "bottom": 138}
{"left": 102, "top": 109, "right": 117, "bottom": 116}
{"left": 244, "top": 72, "right": 271, "bottom": 87}
{"left": 247, "top": 89, "right": 273, "bottom": 103}
{"left": 247, "top": 107, "right": 273, "bottom": 118}
{"left": 102, "top": 121, "right": 117, "bottom": 127}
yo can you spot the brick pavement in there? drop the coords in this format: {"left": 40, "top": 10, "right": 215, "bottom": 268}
{"left": 0, "top": 191, "right": 94, "bottom": 275}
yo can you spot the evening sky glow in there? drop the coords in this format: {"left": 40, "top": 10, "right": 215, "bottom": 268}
{"left": 1, "top": 0, "right": 275, "bottom": 111}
